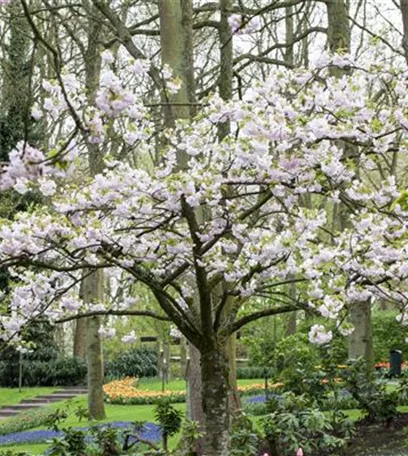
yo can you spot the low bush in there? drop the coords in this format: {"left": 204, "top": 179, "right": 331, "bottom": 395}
{"left": 263, "top": 392, "right": 354, "bottom": 456}
{"left": 237, "top": 367, "right": 272, "bottom": 379}
{"left": 0, "top": 357, "right": 87, "bottom": 387}
{"left": 105, "top": 348, "right": 158, "bottom": 380}
{"left": 346, "top": 359, "right": 399, "bottom": 423}
{"left": 230, "top": 413, "right": 261, "bottom": 455}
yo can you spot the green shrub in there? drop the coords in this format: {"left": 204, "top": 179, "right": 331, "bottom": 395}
{"left": 346, "top": 359, "right": 399, "bottom": 423}
{"left": 372, "top": 310, "right": 408, "bottom": 362}
{"left": 155, "top": 400, "right": 183, "bottom": 451}
{"left": 230, "top": 413, "right": 260, "bottom": 455}
{"left": 263, "top": 392, "right": 354, "bottom": 456}
{"left": 105, "top": 348, "right": 158, "bottom": 379}
{"left": 0, "top": 319, "right": 60, "bottom": 364}
{"left": 237, "top": 367, "right": 270, "bottom": 379}
{"left": 0, "top": 357, "right": 87, "bottom": 387}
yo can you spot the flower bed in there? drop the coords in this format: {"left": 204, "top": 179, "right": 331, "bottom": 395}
{"left": 104, "top": 378, "right": 186, "bottom": 405}
{"left": 0, "top": 422, "right": 160, "bottom": 446}
{"left": 0, "top": 408, "right": 56, "bottom": 436}
{"left": 103, "top": 378, "right": 283, "bottom": 405}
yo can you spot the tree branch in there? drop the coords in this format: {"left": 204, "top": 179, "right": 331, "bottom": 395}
{"left": 228, "top": 305, "right": 299, "bottom": 334}
{"left": 55, "top": 309, "right": 170, "bottom": 324}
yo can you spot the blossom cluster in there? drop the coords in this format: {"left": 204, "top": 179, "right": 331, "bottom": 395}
{"left": 1, "top": 53, "right": 408, "bottom": 344}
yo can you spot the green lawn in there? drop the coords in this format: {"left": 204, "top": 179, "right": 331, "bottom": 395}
{"left": 1, "top": 381, "right": 405, "bottom": 456}
{"left": 0, "top": 399, "right": 185, "bottom": 455}
{"left": 0, "top": 387, "right": 57, "bottom": 407}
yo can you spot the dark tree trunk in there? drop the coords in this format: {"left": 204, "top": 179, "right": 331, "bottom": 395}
{"left": 201, "top": 345, "right": 230, "bottom": 456}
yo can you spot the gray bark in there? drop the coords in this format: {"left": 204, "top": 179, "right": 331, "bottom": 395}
{"left": 82, "top": 0, "right": 106, "bottom": 420}
{"left": 326, "top": 0, "right": 373, "bottom": 363}
{"left": 326, "top": 0, "right": 351, "bottom": 54}
{"left": 348, "top": 300, "right": 373, "bottom": 364}
{"left": 401, "top": 0, "right": 408, "bottom": 64}
{"left": 158, "top": 3, "right": 206, "bottom": 452}
{"left": 201, "top": 346, "right": 230, "bottom": 456}
{"left": 83, "top": 269, "right": 106, "bottom": 420}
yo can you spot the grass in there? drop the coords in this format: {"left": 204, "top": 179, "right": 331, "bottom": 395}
{"left": 0, "top": 388, "right": 57, "bottom": 407}
{"left": 0, "top": 398, "right": 186, "bottom": 455}
{"left": 1, "top": 380, "right": 405, "bottom": 455}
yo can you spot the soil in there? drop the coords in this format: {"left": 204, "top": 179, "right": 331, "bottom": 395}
{"left": 347, "top": 413, "right": 408, "bottom": 455}
{"left": 257, "top": 414, "right": 408, "bottom": 456}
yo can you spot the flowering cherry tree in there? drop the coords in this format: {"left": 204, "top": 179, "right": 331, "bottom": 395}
{"left": 1, "top": 54, "right": 408, "bottom": 455}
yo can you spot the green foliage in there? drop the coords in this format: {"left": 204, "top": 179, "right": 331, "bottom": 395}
{"left": 105, "top": 348, "right": 158, "bottom": 380}
{"left": 154, "top": 400, "right": 183, "bottom": 450}
{"left": 174, "top": 420, "right": 204, "bottom": 456}
{"left": 263, "top": 392, "right": 354, "bottom": 456}
{"left": 372, "top": 310, "right": 408, "bottom": 362}
{"left": 237, "top": 367, "right": 271, "bottom": 379}
{"left": 346, "top": 359, "right": 399, "bottom": 423}
{"left": 0, "top": 357, "right": 87, "bottom": 387}
{"left": 0, "top": 318, "right": 60, "bottom": 364}
{"left": 47, "top": 428, "right": 88, "bottom": 456}
{"left": 230, "top": 413, "right": 260, "bottom": 456}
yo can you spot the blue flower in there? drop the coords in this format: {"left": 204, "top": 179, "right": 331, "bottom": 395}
{"left": 0, "top": 421, "right": 161, "bottom": 446}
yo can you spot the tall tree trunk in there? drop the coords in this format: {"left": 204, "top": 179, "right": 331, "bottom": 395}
{"left": 0, "top": 1, "right": 32, "bottom": 160}
{"left": 158, "top": 0, "right": 193, "bottom": 125}
{"left": 218, "top": 0, "right": 240, "bottom": 414}
{"left": 326, "top": 0, "right": 351, "bottom": 54}
{"left": 82, "top": 0, "right": 106, "bottom": 420}
{"left": 348, "top": 300, "right": 373, "bottom": 364}
{"left": 73, "top": 319, "right": 87, "bottom": 359}
{"left": 326, "top": 0, "right": 372, "bottom": 363}
{"left": 401, "top": 0, "right": 408, "bottom": 65}
{"left": 186, "top": 342, "right": 205, "bottom": 455}
{"left": 285, "top": 5, "right": 294, "bottom": 67}
{"left": 158, "top": 3, "right": 206, "bottom": 452}
{"left": 201, "top": 345, "right": 230, "bottom": 456}
{"left": 74, "top": 279, "right": 87, "bottom": 359}
{"left": 83, "top": 269, "right": 106, "bottom": 419}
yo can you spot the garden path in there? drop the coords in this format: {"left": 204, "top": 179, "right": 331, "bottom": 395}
{"left": 0, "top": 386, "right": 88, "bottom": 420}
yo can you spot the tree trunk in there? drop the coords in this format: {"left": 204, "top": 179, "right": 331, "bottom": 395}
{"left": 227, "top": 333, "right": 241, "bottom": 412}
{"left": 86, "top": 315, "right": 105, "bottom": 419}
{"left": 285, "top": 5, "right": 294, "bottom": 67}
{"left": 218, "top": 0, "right": 240, "bottom": 414}
{"left": 326, "top": 0, "right": 372, "bottom": 364}
{"left": 158, "top": 3, "right": 206, "bottom": 451}
{"left": 180, "top": 336, "right": 188, "bottom": 379}
{"left": 349, "top": 300, "right": 373, "bottom": 364}
{"left": 326, "top": 0, "right": 351, "bottom": 54}
{"left": 82, "top": 1, "right": 106, "bottom": 420}
{"left": 73, "top": 319, "right": 87, "bottom": 359}
{"left": 187, "top": 343, "right": 205, "bottom": 455}
{"left": 201, "top": 346, "right": 230, "bottom": 456}
{"left": 401, "top": 0, "right": 408, "bottom": 65}
{"left": 83, "top": 271, "right": 106, "bottom": 420}
{"left": 74, "top": 280, "right": 87, "bottom": 359}
{"left": 158, "top": 0, "right": 192, "bottom": 125}
{"left": 0, "top": 1, "right": 32, "bottom": 160}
